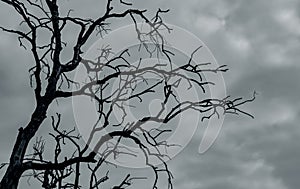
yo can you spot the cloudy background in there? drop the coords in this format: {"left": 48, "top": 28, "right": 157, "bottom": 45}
{"left": 0, "top": 0, "right": 300, "bottom": 189}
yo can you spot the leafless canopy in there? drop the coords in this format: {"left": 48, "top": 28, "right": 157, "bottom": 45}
{"left": 0, "top": 0, "right": 255, "bottom": 189}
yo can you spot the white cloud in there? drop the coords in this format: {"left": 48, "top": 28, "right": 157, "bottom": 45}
{"left": 264, "top": 44, "right": 289, "bottom": 66}
{"left": 234, "top": 159, "right": 288, "bottom": 189}
{"left": 226, "top": 32, "right": 251, "bottom": 55}
{"left": 262, "top": 100, "right": 297, "bottom": 126}
{"left": 275, "top": 9, "right": 300, "bottom": 35}
{"left": 195, "top": 15, "right": 225, "bottom": 35}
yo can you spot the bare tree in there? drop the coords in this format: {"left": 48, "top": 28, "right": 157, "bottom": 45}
{"left": 0, "top": 0, "right": 255, "bottom": 189}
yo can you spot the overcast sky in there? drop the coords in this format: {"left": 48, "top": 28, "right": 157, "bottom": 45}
{"left": 1, "top": 0, "right": 300, "bottom": 189}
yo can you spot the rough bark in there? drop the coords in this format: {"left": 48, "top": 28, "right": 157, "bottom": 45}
{"left": 0, "top": 98, "right": 52, "bottom": 189}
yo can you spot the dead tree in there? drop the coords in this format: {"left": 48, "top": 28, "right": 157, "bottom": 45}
{"left": 0, "top": 0, "right": 255, "bottom": 189}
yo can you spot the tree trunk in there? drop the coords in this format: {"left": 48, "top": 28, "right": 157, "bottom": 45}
{"left": 0, "top": 101, "right": 49, "bottom": 189}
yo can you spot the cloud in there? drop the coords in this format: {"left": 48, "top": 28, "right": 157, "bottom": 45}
{"left": 225, "top": 32, "right": 251, "bottom": 55}
{"left": 275, "top": 9, "right": 300, "bottom": 35}
{"left": 1, "top": 0, "right": 300, "bottom": 189}
{"left": 195, "top": 15, "right": 225, "bottom": 35}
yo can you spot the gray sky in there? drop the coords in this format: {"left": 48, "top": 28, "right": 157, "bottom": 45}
{"left": 1, "top": 0, "right": 300, "bottom": 189}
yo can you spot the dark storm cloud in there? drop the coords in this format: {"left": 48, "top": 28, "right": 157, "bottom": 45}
{"left": 1, "top": 0, "right": 300, "bottom": 189}
{"left": 158, "top": 0, "right": 300, "bottom": 189}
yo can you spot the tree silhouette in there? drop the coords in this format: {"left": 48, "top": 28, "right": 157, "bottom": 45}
{"left": 0, "top": 0, "right": 255, "bottom": 189}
